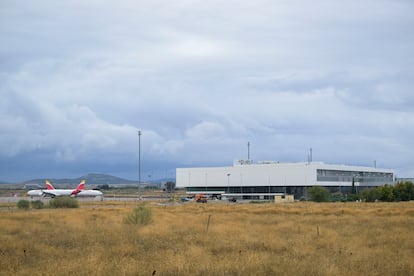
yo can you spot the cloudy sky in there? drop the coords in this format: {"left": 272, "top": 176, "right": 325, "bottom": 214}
{"left": 1, "top": 0, "right": 413, "bottom": 182}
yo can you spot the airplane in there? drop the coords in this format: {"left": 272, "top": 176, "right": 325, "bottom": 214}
{"left": 27, "top": 180, "right": 103, "bottom": 198}
{"left": 42, "top": 179, "right": 86, "bottom": 197}
{"left": 27, "top": 180, "right": 55, "bottom": 197}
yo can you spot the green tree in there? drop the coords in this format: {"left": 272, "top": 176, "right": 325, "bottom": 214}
{"left": 360, "top": 188, "right": 381, "bottom": 202}
{"left": 393, "top": 181, "right": 414, "bottom": 201}
{"left": 346, "top": 193, "right": 360, "bottom": 202}
{"left": 351, "top": 177, "right": 356, "bottom": 195}
{"left": 330, "top": 192, "right": 345, "bottom": 202}
{"left": 97, "top": 184, "right": 110, "bottom": 190}
{"left": 378, "top": 185, "right": 394, "bottom": 202}
{"left": 309, "top": 186, "right": 330, "bottom": 202}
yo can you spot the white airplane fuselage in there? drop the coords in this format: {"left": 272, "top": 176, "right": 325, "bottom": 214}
{"left": 27, "top": 190, "right": 43, "bottom": 197}
{"left": 74, "top": 190, "right": 103, "bottom": 197}
{"left": 28, "top": 189, "right": 103, "bottom": 198}
{"left": 41, "top": 189, "right": 80, "bottom": 197}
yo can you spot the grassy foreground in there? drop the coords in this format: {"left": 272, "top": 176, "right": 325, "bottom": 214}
{"left": 1, "top": 201, "right": 413, "bottom": 275}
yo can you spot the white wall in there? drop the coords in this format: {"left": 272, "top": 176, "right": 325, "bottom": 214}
{"left": 177, "top": 163, "right": 317, "bottom": 188}
{"left": 176, "top": 162, "right": 394, "bottom": 188}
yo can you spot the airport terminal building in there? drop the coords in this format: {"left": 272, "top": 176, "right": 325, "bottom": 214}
{"left": 176, "top": 160, "right": 395, "bottom": 200}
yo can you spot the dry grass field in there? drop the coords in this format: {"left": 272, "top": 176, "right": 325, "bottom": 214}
{"left": 1, "top": 201, "right": 413, "bottom": 275}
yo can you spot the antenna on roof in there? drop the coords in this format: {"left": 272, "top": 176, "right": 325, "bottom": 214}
{"left": 310, "top": 148, "right": 312, "bottom": 163}
{"left": 247, "top": 141, "right": 250, "bottom": 161}
{"left": 308, "top": 148, "right": 313, "bottom": 164}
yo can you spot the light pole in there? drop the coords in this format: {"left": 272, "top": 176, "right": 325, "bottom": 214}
{"left": 138, "top": 130, "right": 142, "bottom": 201}
{"left": 227, "top": 173, "right": 231, "bottom": 194}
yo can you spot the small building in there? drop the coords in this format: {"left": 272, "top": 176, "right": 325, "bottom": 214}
{"left": 176, "top": 160, "right": 394, "bottom": 200}
{"left": 274, "top": 194, "right": 294, "bottom": 203}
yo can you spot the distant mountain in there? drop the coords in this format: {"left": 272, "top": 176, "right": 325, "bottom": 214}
{"left": 78, "top": 173, "right": 137, "bottom": 184}
{"left": 23, "top": 173, "right": 137, "bottom": 185}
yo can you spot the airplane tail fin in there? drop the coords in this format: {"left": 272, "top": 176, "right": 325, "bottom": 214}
{"left": 71, "top": 180, "right": 86, "bottom": 196}
{"left": 77, "top": 180, "right": 86, "bottom": 191}
{"left": 45, "top": 180, "right": 55, "bottom": 190}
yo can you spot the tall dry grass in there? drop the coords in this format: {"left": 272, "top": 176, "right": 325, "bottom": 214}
{"left": 0, "top": 201, "right": 413, "bottom": 275}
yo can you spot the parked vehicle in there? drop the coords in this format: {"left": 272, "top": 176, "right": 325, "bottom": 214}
{"left": 195, "top": 194, "right": 208, "bottom": 203}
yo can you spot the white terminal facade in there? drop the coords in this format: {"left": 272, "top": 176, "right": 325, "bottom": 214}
{"left": 176, "top": 160, "right": 395, "bottom": 200}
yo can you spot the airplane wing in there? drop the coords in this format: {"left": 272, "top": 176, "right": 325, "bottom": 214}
{"left": 41, "top": 190, "right": 57, "bottom": 198}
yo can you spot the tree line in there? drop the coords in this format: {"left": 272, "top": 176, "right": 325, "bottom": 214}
{"left": 309, "top": 181, "right": 414, "bottom": 202}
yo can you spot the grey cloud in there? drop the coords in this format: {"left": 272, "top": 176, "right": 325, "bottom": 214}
{"left": 1, "top": 0, "right": 414, "bottom": 181}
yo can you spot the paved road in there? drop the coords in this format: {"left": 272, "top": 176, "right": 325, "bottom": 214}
{"left": 0, "top": 195, "right": 172, "bottom": 204}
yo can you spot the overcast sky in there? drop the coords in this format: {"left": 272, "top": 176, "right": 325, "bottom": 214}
{"left": 1, "top": 0, "right": 413, "bottom": 182}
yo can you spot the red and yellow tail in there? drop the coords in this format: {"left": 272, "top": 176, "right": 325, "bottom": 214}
{"left": 45, "top": 180, "right": 55, "bottom": 190}
{"left": 77, "top": 180, "right": 86, "bottom": 191}
{"left": 71, "top": 180, "right": 86, "bottom": 196}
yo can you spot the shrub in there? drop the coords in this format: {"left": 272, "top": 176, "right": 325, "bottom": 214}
{"left": 360, "top": 188, "right": 381, "bottom": 202}
{"left": 378, "top": 185, "right": 394, "bottom": 202}
{"left": 97, "top": 184, "right": 110, "bottom": 190}
{"left": 346, "top": 194, "right": 360, "bottom": 202}
{"left": 124, "top": 205, "right": 153, "bottom": 225}
{"left": 309, "top": 186, "right": 330, "bottom": 202}
{"left": 31, "top": 200, "right": 44, "bottom": 209}
{"left": 330, "top": 192, "right": 345, "bottom": 202}
{"left": 49, "top": 197, "right": 79, "bottom": 208}
{"left": 393, "top": 181, "right": 414, "bottom": 201}
{"left": 17, "top": 199, "right": 30, "bottom": 210}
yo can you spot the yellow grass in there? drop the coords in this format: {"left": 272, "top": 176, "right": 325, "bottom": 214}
{"left": 1, "top": 201, "right": 413, "bottom": 275}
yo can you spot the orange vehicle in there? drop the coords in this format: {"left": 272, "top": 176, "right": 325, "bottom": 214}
{"left": 195, "top": 194, "right": 208, "bottom": 203}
